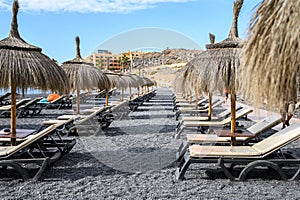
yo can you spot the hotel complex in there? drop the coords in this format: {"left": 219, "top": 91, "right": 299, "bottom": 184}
{"left": 85, "top": 49, "right": 146, "bottom": 71}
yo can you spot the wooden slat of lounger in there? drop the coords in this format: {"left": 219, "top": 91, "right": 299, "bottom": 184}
{"left": 77, "top": 107, "right": 109, "bottom": 124}
{"left": 189, "top": 145, "right": 259, "bottom": 157}
{"left": 182, "top": 108, "right": 253, "bottom": 127}
{"left": 181, "top": 116, "right": 220, "bottom": 121}
{"left": 183, "top": 121, "right": 224, "bottom": 127}
{"left": 185, "top": 115, "right": 282, "bottom": 143}
{"left": 0, "top": 98, "right": 31, "bottom": 110}
{"left": 0, "top": 125, "right": 57, "bottom": 156}
{"left": 246, "top": 115, "right": 282, "bottom": 134}
{"left": 252, "top": 123, "right": 300, "bottom": 155}
{"left": 189, "top": 123, "right": 300, "bottom": 158}
{"left": 177, "top": 100, "right": 223, "bottom": 112}
{"left": 186, "top": 134, "right": 248, "bottom": 143}
{"left": 42, "top": 120, "right": 69, "bottom": 125}
{"left": 57, "top": 115, "right": 82, "bottom": 120}
{"left": 175, "top": 98, "right": 208, "bottom": 107}
{"left": 181, "top": 105, "right": 242, "bottom": 121}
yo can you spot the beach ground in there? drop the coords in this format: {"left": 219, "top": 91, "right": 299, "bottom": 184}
{"left": 0, "top": 87, "right": 300, "bottom": 199}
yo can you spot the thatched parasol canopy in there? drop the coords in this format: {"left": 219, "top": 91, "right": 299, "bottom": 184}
{"left": 184, "top": 0, "right": 244, "bottom": 145}
{"left": 173, "top": 65, "right": 194, "bottom": 98}
{"left": 105, "top": 72, "right": 129, "bottom": 90}
{"left": 104, "top": 72, "right": 129, "bottom": 101}
{"left": 239, "top": 0, "right": 300, "bottom": 109}
{"left": 194, "top": 0, "right": 244, "bottom": 95}
{"left": 61, "top": 36, "right": 110, "bottom": 114}
{"left": 0, "top": 0, "right": 70, "bottom": 145}
{"left": 141, "top": 77, "right": 154, "bottom": 87}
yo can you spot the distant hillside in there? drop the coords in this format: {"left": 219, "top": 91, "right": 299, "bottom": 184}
{"left": 132, "top": 48, "right": 202, "bottom": 68}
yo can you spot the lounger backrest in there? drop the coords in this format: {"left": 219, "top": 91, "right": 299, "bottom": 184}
{"left": 16, "top": 98, "right": 31, "bottom": 107}
{"left": 0, "top": 98, "right": 31, "bottom": 110}
{"left": 196, "top": 97, "right": 209, "bottom": 105}
{"left": 247, "top": 115, "right": 283, "bottom": 135}
{"left": 112, "top": 100, "right": 128, "bottom": 111}
{"left": 78, "top": 106, "right": 108, "bottom": 124}
{"left": 19, "top": 97, "right": 43, "bottom": 109}
{"left": 196, "top": 98, "right": 220, "bottom": 109}
{"left": 0, "top": 92, "right": 11, "bottom": 100}
{"left": 252, "top": 123, "right": 300, "bottom": 155}
{"left": 0, "top": 125, "right": 57, "bottom": 156}
{"left": 221, "top": 108, "right": 253, "bottom": 124}
{"left": 218, "top": 105, "right": 242, "bottom": 118}
{"left": 211, "top": 99, "right": 223, "bottom": 108}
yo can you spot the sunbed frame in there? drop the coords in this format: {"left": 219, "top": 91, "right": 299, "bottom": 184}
{"left": 176, "top": 115, "right": 283, "bottom": 161}
{"left": 174, "top": 108, "right": 253, "bottom": 139}
{"left": 176, "top": 123, "right": 300, "bottom": 181}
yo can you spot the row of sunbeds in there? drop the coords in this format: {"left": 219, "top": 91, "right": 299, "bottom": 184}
{"left": 172, "top": 93, "right": 300, "bottom": 181}
{"left": 0, "top": 95, "right": 73, "bottom": 118}
{"left": 0, "top": 90, "right": 157, "bottom": 180}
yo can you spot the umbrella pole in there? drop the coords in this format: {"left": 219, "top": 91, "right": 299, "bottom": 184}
{"left": 195, "top": 92, "right": 198, "bottom": 110}
{"left": 208, "top": 93, "right": 212, "bottom": 120}
{"left": 76, "top": 89, "right": 80, "bottom": 114}
{"left": 105, "top": 89, "right": 109, "bottom": 106}
{"left": 10, "top": 82, "right": 17, "bottom": 146}
{"left": 129, "top": 87, "right": 132, "bottom": 100}
{"left": 230, "top": 92, "right": 236, "bottom": 146}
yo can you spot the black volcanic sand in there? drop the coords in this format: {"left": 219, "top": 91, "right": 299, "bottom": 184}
{"left": 0, "top": 88, "right": 300, "bottom": 199}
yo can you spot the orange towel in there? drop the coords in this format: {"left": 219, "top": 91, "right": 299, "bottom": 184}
{"left": 47, "top": 93, "right": 60, "bottom": 102}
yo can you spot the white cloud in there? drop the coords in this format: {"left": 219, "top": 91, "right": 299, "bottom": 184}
{"left": 0, "top": 0, "right": 193, "bottom": 13}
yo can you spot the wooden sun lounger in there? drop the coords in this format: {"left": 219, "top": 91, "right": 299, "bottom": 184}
{"left": 176, "top": 123, "right": 300, "bottom": 181}
{"left": 173, "top": 97, "right": 201, "bottom": 104}
{"left": 129, "top": 91, "right": 156, "bottom": 112}
{"left": 180, "top": 105, "right": 243, "bottom": 121}
{"left": 174, "top": 108, "right": 253, "bottom": 139}
{"left": 176, "top": 115, "right": 283, "bottom": 161}
{"left": 174, "top": 97, "right": 208, "bottom": 107}
{"left": 17, "top": 97, "right": 43, "bottom": 117}
{"left": 59, "top": 106, "right": 113, "bottom": 136}
{"left": 0, "top": 124, "right": 62, "bottom": 181}
{"left": 0, "top": 98, "right": 31, "bottom": 117}
{"left": 0, "top": 92, "right": 11, "bottom": 105}
{"left": 174, "top": 99, "right": 223, "bottom": 121}
{"left": 38, "top": 95, "right": 72, "bottom": 109}
{"left": 107, "top": 100, "right": 130, "bottom": 120}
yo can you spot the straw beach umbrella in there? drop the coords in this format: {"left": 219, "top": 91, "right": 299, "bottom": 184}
{"left": 0, "top": 0, "right": 69, "bottom": 145}
{"left": 189, "top": 0, "right": 244, "bottom": 145}
{"left": 239, "top": 0, "right": 300, "bottom": 109}
{"left": 62, "top": 36, "right": 110, "bottom": 114}
{"left": 124, "top": 73, "right": 143, "bottom": 98}
{"left": 105, "top": 72, "right": 129, "bottom": 101}
{"left": 173, "top": 66, "right": 190, "bottom": 98}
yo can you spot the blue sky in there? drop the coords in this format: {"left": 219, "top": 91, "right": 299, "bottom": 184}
{"left": 0, "top": 0, "right": 261, "bottom": 64}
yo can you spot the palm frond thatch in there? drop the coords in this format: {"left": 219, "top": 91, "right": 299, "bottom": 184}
{"left": 0, "top": 0, "right": 69, "bottom": 145}
{"left": 62, "top": 37, "right": 111, "bottom": 92}
{"left": 0, "top": 0, "right": 69, "bottom": 94}
{"left": 239, "top": 0, "right": 300, "bottom": 109}
{"left": 105, "top": 72, "right": 129, "bottom": 89}
{"left": 141, "top": 77, "right": 154, "bottom": 87}
{"left": 61, "top": 36, "right": 111, "bottom": 113}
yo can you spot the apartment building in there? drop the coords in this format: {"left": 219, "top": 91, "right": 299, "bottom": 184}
{"left": 85, "top": 49, "right": 146, "bottom": 71}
